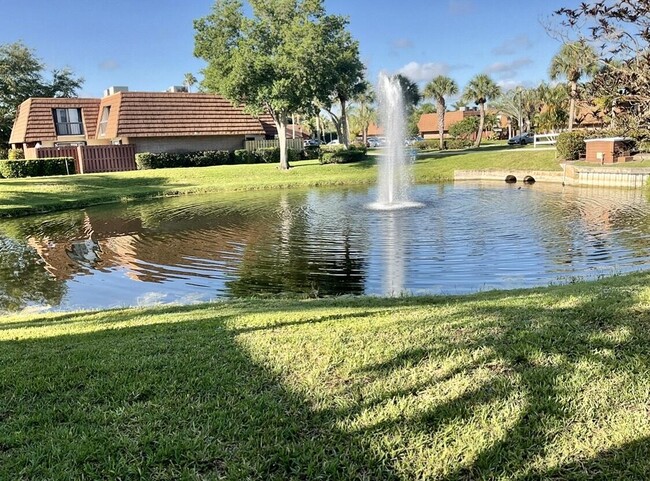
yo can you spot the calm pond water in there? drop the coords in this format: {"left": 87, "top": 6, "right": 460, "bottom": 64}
{"left": 1, "top": 182, "right": 650, "bottom": 313}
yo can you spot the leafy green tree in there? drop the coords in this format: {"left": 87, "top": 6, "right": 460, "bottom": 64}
{"left": 554, "top": 1, "right": 650, "bottom": 128}
{"left": 461, "top": 74, "right": 501, "bottom": 148}
{"left": 0, "top": 42, "right": 83, "bottom": 145}
{"left": 194, "top": 0, "right": 354, "bottom": 169}
{"left": 321, "top": 34, "right": 366, "bottom": 148}
{"left": 549, "top": 41, "right": 599, "bottom": 131}
{"left": 535, "top": 82, "right": 568, "bottom": 132}
{"left": 423, "top": 75, "right": 459, "bottom": 149}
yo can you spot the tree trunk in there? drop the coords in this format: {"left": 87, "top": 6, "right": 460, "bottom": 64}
{"left": 340, "top": 99, "right": 349, "bottom": 148}
{"left": 568, "top": 81, "right": 577, "bottom": 131}
{"left": 474, "top": 102, "right": 485, "bottom": 148}
{"left": 276, "top": 112, "right": 290, "bottom": 170}
{"left": 437, "top": 98, "right": 445, "bottom": 150}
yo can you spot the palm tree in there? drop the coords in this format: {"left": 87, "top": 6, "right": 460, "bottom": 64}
{"left": 549, "top": 41, "right": 599, "bottom": 131}
{"left": 423, "top": 76, "right": 459, "bottom": 149}
{"left": 394, "top": 74, "right": 421, "bottom": 112}
{"left": 348, "top": 89, "right": 377, "bottom": 145}
{"left": 184, "top": 73, "right": 197, "bottom": 93}
{"left": 461, "top": 74, "right": 501, "bottom": 148}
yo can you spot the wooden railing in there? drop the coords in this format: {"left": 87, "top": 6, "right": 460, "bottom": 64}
{"left": 244, "top": 139, "right": 304, "bottom": 151}
{"left": 37, "top": 145, "right": 136, "bottom": 174}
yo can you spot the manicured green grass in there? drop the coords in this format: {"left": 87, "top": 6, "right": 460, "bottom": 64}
{"left": 574, "top": 159, "right": 650, "bottom": 168}
{"left": 3, "top": 272, "right": 650, "bottom": 479}
{"left": 0, "top": 147, "right": 558, "bottom": 217}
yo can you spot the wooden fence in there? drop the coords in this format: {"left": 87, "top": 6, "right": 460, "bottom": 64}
{"left": 37, "top": 144, "right": 137, "bottom": 174}
{"left": 244, "top": 139, "right": 304, "bottom": 151}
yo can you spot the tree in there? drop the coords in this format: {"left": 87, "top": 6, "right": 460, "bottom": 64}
{"left": 194, "top": 0, "right": 354, "bottom": 169}
{"left": 347, "top": 88, "right": 376, "bottom": 145}
{"left": 549, "top": 41, "right": 599, "bottom": 131}
{"left": 0, "top": 42, "right": 83, "bottom": 145}
{"left": 423, "top": 75, "right": 459, "bottom": 149}
{"left": 554, "top": 1, "right": 650, "bottom": 129}
{"left": 535, "top": 82, "right": 568, "bottom": 132}
{"left": 321, "top": 34, "right": 366, "bottom": 148}
{"left": 183, "top": 73, "right": 197, "bottom": 92}
{"left": 461, "top": 74, "right": 501, "bottom": 148}
{"left": 394, "top": 74, "right": 421, "bottom": 112}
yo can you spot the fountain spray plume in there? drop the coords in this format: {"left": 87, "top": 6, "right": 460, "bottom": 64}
{"left": 371, "top": 72, "right": 421, "bottom": 210}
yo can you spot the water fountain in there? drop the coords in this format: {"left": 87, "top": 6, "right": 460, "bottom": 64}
{"left": 369, "top": 72, "right": 422, "bottom": 210}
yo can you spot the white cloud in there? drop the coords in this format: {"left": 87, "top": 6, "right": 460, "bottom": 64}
{"left": 396, "top": 62, "right": 450, "bottom": 83}
{"left": 492, "top": 35, "right": 533, "bottom": 56}
{"left": 497, "top": 79, "right": 525, "bottom": 91}
{"left": 484, "top": 57, "right": 533, "bottom": 78}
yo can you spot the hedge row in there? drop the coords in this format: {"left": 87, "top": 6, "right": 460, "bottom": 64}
{"left": 319, "top": 146, "right": 367, "bottom": 164}
{"left": 135, "top": 148, "right": 303, "bottom": 170}
{"left": 0, "top": 158, "right": 75, "bottom": 179}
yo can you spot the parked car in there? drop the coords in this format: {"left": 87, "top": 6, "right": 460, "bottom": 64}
{"left": 507, "top": 133, "right": 535, "bottom": 145}
{"left": 405, "top": 136, "right": 424, "bottom": 146}
{"left": 367, "top": 137, "right": 380, "bottom": 148}
{"left": 327, "top": 139, "right": 340, "bottom": 145}
{"left": 303, "top": 138, "right": 321, "bottom": 147}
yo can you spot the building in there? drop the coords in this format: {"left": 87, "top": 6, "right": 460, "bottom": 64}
{"left": 418, "top": 107, "right": 509, "bottom": 139}
{"left": 9, "top": 87, "right": 277, "bottom": 159}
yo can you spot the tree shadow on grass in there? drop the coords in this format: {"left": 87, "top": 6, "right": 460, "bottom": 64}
{"left": 2, "top": 274, "right": 650, "bottom": 479}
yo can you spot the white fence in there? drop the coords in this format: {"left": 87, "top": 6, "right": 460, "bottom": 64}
{"left": 533, "top": 133, "right": 560, "bottom": 148}
{"left": 244, "top": 139, "right": 304, "bottom": 151}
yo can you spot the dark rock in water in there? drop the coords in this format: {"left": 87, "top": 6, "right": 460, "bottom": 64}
{"left": 505, "top": 175, "right": 517, "bottom": 183}
{"left": 523, "top": 176, "right": 536, "bottom": 184}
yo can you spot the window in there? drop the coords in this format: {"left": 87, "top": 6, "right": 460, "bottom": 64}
{"left": 98, "top": 106, "right": 110, "bottom": 136}
{"left": 53, "top": 108, "right": 84, "bottom": 136}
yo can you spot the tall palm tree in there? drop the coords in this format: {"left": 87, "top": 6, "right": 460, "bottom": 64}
{"left": 184, "top": 73, "right": 197, "bottom": 93}
{"left": 461, "top": 74, "right": 501, "bottom": 148}
{"left": 549, "top": 41, "right": 599, "bottom": 131}
{"left": 423, "top": 75, "right": 459, "bottom": 149}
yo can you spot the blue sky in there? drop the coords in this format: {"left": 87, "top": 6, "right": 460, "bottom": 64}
{"left": 3, "top": 0, "right": 577, "bottom": 99}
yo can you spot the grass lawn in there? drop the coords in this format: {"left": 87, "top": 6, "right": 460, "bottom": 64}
{"left": 0, "top": 147, "right": 559, "bottom": 217}
{"left": 2, "top": 272, "right": 650, "bottom": 479}
{"left": 574, "top": 159, "right": 650, "bottom": 168}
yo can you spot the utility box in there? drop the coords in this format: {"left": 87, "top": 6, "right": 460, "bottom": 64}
{"left": 584, "top": 137, "right": 633, "bottom": 164}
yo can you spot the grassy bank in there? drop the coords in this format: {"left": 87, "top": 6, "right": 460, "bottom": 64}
{"left": 0, "top": 147, "right": 558, "bottom": 217}
{"left": 3, "top": 272, "right": 650, "bottom": 479}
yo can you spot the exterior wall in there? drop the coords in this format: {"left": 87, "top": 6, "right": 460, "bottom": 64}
{"left": 585, "top": 140, "right": 616, "bottom": 163}
{"left": 128, "top": 135, "right": 246, "bottom": 154}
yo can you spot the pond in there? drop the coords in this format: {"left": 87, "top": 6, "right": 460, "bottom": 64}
{"left": 1, "top": 181, "right": 650, "bottom": 313}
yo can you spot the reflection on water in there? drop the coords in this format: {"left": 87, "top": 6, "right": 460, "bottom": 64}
{"left": 1, "top": 182, "right": 650, "bottom": 312}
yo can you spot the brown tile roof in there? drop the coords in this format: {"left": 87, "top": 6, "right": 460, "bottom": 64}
{"left": 10, "top": 98, "right": 101, "bottom": 143}
{"left": 105, "top": 92, "right": 269, "bottom": 138}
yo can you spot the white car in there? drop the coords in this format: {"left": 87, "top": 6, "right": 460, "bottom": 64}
{"left": 327, "top": 139, "right": 340, "bottom": 145}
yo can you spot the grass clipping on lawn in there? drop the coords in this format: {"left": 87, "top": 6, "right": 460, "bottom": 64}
{"left": 2, "top": 272, "right": 650, "bottom": 479}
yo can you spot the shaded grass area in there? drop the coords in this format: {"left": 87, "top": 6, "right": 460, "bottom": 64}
{"left": 0, "top": 148, "right": 558, "bottom": 217}
{"left": 3, "top": 272, "right": 650, "bottom": 479}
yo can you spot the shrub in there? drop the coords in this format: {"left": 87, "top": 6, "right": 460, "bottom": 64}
{"left": 557, "top": 131, "right": 587, "bottom": 160}
{"left": 0, "top": 147, "right": 7, "bottom": 160}
{"left": 0, "top": 158, "right": 75, "bottom": 178}
{"left": 319, "top": 147, "right": 367, "bottom": 164}
{"left": 233, "top": 149, "right": 260, "bottom": 164}
{"left": 192, "top": 150, "right": 232, "bottom": 167}
{"left": 320, "top": 144, "right": 347, "bottom": 154}
{"left": 445, "top": 138, "right": 472, "bottom": 149}
{"left": 256, "top": 147, "right": 300, "bottom": 163}
{"left": 301, "top": 146, "right": 320, "bottom": 160}
{"left": 8, "top": 148, "right": 24, "bottom": 160}
{"left": 414, "top": 139, "right": 440, "bottom": 151}
{"left": 136, "top": 150, "right": 234, "bottom": 169}
{"left": 637, "top": 140, "right": 650, "bottom": 153}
